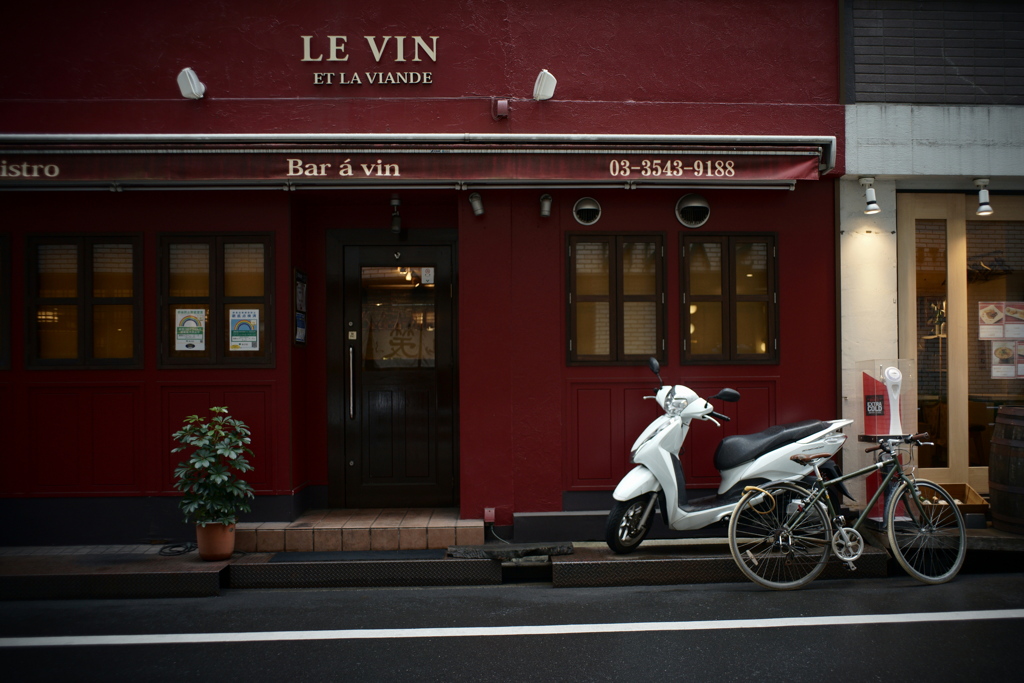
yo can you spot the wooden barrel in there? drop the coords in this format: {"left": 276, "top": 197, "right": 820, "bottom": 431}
{"left": 990, "top": 406, "right": 1024, "bottom": 535}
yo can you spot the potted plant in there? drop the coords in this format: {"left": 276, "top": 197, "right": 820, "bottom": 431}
{"left": 172, "top": 406, "right": 255, "bottom": 561}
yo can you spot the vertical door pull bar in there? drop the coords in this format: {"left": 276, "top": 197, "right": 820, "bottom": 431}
{"left": 348, "top": 345, "right": 355, "bottom": 419}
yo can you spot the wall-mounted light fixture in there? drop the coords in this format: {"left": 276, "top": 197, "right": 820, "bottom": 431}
{"left": 860, "top": 177, "right": 881, "bottom": 215}
{"left": 975, "top": 178, "right": 993, "bottom": 216}
{"left": 492, "top": 98, "right": 509, "bottom": 120}
{"left": 390, "top": 194, "right": 402, "bottom": 233}
{"left": 539, "top": 194, "right": 553, "bottom": 217}
{"left": 468, "top": 192, "right": 484, "bottom": 216}
{"left": 533, "top": 69, "right": 556, "bottom": 101}
{"left": 177, "top": 67, "right": 206, "bottom": 99}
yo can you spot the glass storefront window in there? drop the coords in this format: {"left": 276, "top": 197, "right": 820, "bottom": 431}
{"left": 915, "top": 219, "right": 949, "bottom": 468}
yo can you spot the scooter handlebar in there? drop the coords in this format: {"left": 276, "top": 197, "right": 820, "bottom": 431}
{"left": 710, "top": 411, "right": 731, "bottom": 422}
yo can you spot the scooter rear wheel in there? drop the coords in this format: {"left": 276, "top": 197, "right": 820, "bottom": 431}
{"left": 606, "top": 493, "right": 655, "bottom": 554}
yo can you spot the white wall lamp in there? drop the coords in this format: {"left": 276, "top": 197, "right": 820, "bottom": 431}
{"left": 468, "top": 192, "right": 485, "bottom": 216}
{"left": 975, "top": 178, "right": 994, "bottom": 216}
{"left": 390, "top": 195, "right": 402, "bottom": 233}
{"left": 533, "top": 69, "right": 556, "bottom": 101}
{"left": 860, "top": 177, "right": 881, "bottom": 215}
{"left": 539, "top": 194, "right": 553, "bottom": 217}
{"left": 177, "top": 67, "right": 206, "bottom": 99}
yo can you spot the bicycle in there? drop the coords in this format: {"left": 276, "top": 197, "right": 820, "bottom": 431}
{"left": 727, "top": 432, "right": 967, "bottom": 590}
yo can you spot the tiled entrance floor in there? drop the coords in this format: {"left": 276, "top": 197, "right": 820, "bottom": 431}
{"left": 236, "top": 508, "right": 485, "bottom": 553}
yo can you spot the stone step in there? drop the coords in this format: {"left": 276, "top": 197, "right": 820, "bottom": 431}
{"left": 235, "top": 508, "right": 484, "bottom": 553}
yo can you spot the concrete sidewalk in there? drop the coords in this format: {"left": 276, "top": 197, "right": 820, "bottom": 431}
{"left": 2, "top": 528, "right": 1022, "bottom": 599}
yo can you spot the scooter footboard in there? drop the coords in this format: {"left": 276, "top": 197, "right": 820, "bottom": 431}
{"left": 612, "top": 465, "right": 662, "bottom": 501}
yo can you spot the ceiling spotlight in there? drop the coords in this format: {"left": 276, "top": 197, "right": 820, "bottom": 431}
{"left": 539, "top": 194, "right": 553, "bottom": 218}
{"left": 860, "top": 177, "right": 881, "bottom": 215}
{"left": 390, "top": 195, "right": 401, "bottom": 234}
{"left": 533, "top": 69, "right": 556, "bottom": 101}
{"left": 177, "top": 67, "right": 206, "bottom": 99}
{"left": 468, "top": 192, "right": 484, "bottom": 216}
{"left": 975, "top": 178, "right": 993, "bottom": 216}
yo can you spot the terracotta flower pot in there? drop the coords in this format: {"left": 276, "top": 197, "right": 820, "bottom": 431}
{"left": 195, "top": 523, "right": 236, "bottom": 561}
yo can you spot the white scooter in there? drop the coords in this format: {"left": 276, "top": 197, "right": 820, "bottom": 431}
{"left": 606, "top": 358, "right": 853, "bottom": 553}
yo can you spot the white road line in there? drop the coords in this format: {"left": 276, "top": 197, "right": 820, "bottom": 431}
{"left": 3, "top": 609, "right": 1023, "bottom": 648}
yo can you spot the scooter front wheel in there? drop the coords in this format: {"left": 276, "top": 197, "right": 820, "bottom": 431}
{"left": 606, "top": 493, "right": 655, "bottom": 554}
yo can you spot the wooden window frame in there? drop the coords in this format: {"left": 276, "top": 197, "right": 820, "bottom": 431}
{"left": 567, "top": 234, "right": 665, "bottom": 365}
{"left": 26, "top": 235, "right": 143, "bottom": 369}
{"left": 159, "top": 234, "right": 274, "bottom": 368}
{"left": 680, "top": 233, "right": 778, "bottom": 365}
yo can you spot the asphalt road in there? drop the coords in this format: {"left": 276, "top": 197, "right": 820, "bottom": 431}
{"left": 2, "top": 572, "right": 1023, "bottom": 682}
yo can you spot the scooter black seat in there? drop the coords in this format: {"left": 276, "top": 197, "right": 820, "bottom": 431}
{"left": 713, "top": 420, "right": 830, "bottom": 471}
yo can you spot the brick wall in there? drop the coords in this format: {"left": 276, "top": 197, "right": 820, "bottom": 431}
{"left": 847, "top": 0, "right": 1024, "bottom": 104}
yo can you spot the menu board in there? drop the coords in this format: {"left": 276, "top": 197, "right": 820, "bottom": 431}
{"left": 979, "top": 302, "right": 1024, "bottom": 377}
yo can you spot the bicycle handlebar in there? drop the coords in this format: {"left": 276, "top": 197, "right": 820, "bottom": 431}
{"left": 864, "top": 432, "right": 930, "bottom": 453}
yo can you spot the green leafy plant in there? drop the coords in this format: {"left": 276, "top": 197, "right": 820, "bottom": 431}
{"left": 172, "top": 406, "right": 255, "bottom": 527}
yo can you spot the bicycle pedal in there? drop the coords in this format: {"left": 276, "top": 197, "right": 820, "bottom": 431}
{"left": 844, "top": 562, "right": 856, "bottom": 571}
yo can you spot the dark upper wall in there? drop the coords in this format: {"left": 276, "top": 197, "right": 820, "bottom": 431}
{"left": 1, "top": 0, "right": 842, "bottom": 135}
{"left": 845, "top": 0, "right": 1024, "bottom": 105}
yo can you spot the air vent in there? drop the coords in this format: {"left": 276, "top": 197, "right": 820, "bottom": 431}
{"left": 675, "top": 194, "right": 710, "bottom": 228}
{"left": 573, "top": 197, "right": 602, "bottom": 225}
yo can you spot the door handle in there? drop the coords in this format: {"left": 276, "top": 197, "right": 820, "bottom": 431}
{"left": 348, "top": 345, "right": 355, "bottom": 420}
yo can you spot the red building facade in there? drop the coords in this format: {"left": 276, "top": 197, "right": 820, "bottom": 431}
{"left": 0, "top": 1, "right": 845, "bottom": 543}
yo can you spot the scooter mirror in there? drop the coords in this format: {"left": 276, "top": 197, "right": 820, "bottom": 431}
{"left": 648, "top": 357, "right": 660, "bottom": 375}
{"left": 711, "top": 388, "right": 741, "bottom": 402}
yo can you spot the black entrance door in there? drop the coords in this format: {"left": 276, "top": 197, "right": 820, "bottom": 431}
{"left": 329, "top": 243, "right": 456, "bottom": 508}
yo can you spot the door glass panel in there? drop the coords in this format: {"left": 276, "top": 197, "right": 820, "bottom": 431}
{"left": 966, "top": 220, "right": 1024, "bottom": 467}
{"left": 735, "top": 242, "right": 768, "bottom": 295}
{"left": 575, "top": 242, "right": 610, "bottom": 296}
{"left": 576, "top": 302, "right": 610, "bottom": 356}
{"left": 169, "top": 244, "right": 210, "bottom": 297}
{"left": 736, "top": 301, "right": 769, "bottom": 355}
{"left": 38, "top": 244, "right": 78, "bottom": 298}
{"left": 690, "top": 302, "right": 722, "bottom": 355}
{"left": 915, "top": 219, "right": 949, "bottom": 468}
{"left": 623, "top": 302, "right": 656, "bottom": 355}
{"left": 362, "top": 266, "right": 435, "bottom": 369}
{"left": 688, "top": 242, "right": 722, "bottom": 295}
{"left": 225, "top": 243, "right": 265, "bottom": 297}
{"left": 93, "top": 244, "right": 133, "bottom": 297}
{"left": 622, "top": 242, "right": 657, "bottom": 296}
{"left": 93, "top": 304, "right": 134, "bottom": 358}
{"left": 37, "top": 305, "right": 77, "bottom": 358}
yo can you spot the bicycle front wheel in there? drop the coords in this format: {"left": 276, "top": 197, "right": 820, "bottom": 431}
{"left": 728, "top": 482, "right": 832, "bottom": 590}
{"left": 886, "top": 479, "right": 966, "bottom": 584}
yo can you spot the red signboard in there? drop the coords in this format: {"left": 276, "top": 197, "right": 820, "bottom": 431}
{"left": 0, "top": 145, "right": 822, "bottom": 185}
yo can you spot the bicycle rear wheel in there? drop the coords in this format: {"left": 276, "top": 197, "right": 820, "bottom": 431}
{"left": 728, "top": 482, "right": 832, "bottom": 590}
{"left": 886, "top": 479, "right": 966, "bottom": 584}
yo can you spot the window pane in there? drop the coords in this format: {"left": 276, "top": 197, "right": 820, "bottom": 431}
{"left": 576, "top": 302, "right": 610, "bottom": 356}
{"left": 735, "top": 242, "right": 768, "bottom": 295}
{"left": 688, "top": 242, "right": 722, "bottom": 295}
{"left": 623, "top": 302, "right": 657, "bottom": 355}
{"left": 93, "top": 244, "right": 134, "bottom": 297}
{"left": 622, "top": 242, "right": 657, "bottom": 296}
{"left": 575, "top": 242, "right": 610, "bottom": 296}
{"left": 37, "top": 305, "right": 77, "bottom": 358}
{"left": 225, "top": 243, "right": 265, "bottom": 297}
{"left": 966, "top": 220, "right": 1024, "bottom": 468}
{"left": 170, "top": 244, "right": 210, "bottom": 297}
{"left": 93, "top": 305, "right": 134, "bottom": 358}
{"left": 915, "top": 219, "right": 948, "bottom": 468}
{"left": 736, "top": 301, "right": 769, "bottom": 355}
{"left": 38, "top": 244, "right": 78, "bottom": 298}
{"left": 690, "top": 302, "right": 722, "bottom": 355}
{"left": 361, "top": 266, "right": 435, "bottom": 369}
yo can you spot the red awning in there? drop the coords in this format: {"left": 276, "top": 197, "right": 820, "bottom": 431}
{"left": 0, "top": 134, "right": 835, "bottom": 190}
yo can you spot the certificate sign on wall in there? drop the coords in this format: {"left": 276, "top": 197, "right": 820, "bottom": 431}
{"left": 229, "top": 309, "right": 260, "bottom": 351}
{"left": 175, "top": 309, "right": 206, "bottom": 351}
